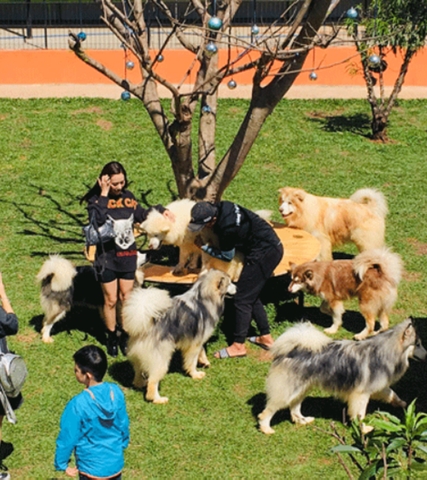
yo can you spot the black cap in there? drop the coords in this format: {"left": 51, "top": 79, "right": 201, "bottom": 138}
{"left": 188, "top": 202, "right": 218, "bottom": 232}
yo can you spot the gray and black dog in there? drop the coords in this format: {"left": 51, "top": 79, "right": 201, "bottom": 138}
{"left": 259, "top": 318, "right": 426, "bottom": 434}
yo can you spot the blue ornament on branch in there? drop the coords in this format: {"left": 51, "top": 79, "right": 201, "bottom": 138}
{"left": 205, "top": 42, "right": 218, "bottom": 57}
{"left": 121, "top": 91, "right": 131, "bottom": 101}
{"left": 77, "top": 31, "right": 87, "bottom": 41}
{"left": 368, "top": 54, "right": 381, "bottom": 65}
{"left": 346, "top": 7, "right": 358, "bottom": 20}
{"left": 202, "top": 105, "right": 212, "bottom": 114}
{"left": 126, "top": 61, "right": 135, "bottom": 70}
{"left": 251, "top": 24, "right": 260, "bottom": 35}
{"left": 157, "top": 54, "right": 164, "bottom": 62}
{"left": 208, "top": 16, "right": 223, "bottom": 31}
{"left": 309, "top": 71, "right": 318, "bottom": 81}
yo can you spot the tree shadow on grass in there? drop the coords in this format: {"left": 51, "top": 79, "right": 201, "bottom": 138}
{"left": 308, "top": 112, "right": 371, "bottom": 137}
{"left": 12, "top": 183, "right": 170, "bottom": 259}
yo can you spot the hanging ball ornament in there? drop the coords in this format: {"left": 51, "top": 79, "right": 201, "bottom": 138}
{"left": 227, "top": 79, "right": 237, "bottom": 90}
{"left": 126, "top": 61, "right": 135, "bottom": 70}
{"left": 309, "top": 71, "right": 318, "bottom": 81}
{"left": 368, "top": 54, "right": 381, "bottom": 66}
{"left": 121, "top": 91, "right": 131, "bottom": 101}
{"left": 202, "top": 105, "right": 212, "bottom": 114}
{"left": 77, "top": 31, "right": 87, "bottom": 41}
{"left": 346, "top": 7, "right": 358, "bottom": 20}
{"left": 157, "top": 54, "right": 164, "bottom": 63}
{"left": 251, "top": 24, "right": 260, "bottom": 35}
{"left": 205, "top": 41, "right": 218, "bottom": 57}
{"left": 208, "top": 16, "right": 223, "bottom": 30}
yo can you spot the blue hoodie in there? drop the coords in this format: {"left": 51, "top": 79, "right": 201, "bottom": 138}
{"left": 55, "top": 382, "right": 130, "bottom": 478}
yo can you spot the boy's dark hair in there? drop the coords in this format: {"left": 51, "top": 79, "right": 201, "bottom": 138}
{"left": 73, "top": 345, "right": 108, "bottom": 382}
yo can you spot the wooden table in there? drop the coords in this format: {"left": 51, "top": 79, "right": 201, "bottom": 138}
{"left": 143, "top": 223, "right": 320, "bottom": 285}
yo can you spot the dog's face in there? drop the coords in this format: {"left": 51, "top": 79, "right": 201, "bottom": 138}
{"left": 109, "top": 214, "right": 134, "bottom": 250}
{"left": 278, "top": 188, "right": 306, "bottom": 220}
{"left": 140, "top": 212, "right": 171, "bottom": 250}
{"left": 401, "top": 319, "right": 427, "bottom": 361}
{"left": 288, "top": 262, "right": 319, "bottom": 294}
{"left": 200, "top": 269, "right": 236, "bottom": 298}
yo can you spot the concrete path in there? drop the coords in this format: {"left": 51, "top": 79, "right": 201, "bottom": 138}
{"left": 2, "top": 83, "right": 427, "bottom": 99}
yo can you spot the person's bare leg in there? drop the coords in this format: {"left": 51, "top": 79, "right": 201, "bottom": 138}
{"left": 101, "top": 280, "right": 118, "bottom": 332}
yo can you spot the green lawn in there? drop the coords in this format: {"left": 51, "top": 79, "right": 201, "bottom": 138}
{"left": 0, "top": 97, "right": 427, "bottom": 479}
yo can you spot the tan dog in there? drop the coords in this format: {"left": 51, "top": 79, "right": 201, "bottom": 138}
{"left": 139, "top": 199, "right": 244, "bottom": 281}
{"left": 288, "top": 248, "right": 403, "bottom": 340}
{"left": 278, "top": 187, "right": 388, "bottom": 260}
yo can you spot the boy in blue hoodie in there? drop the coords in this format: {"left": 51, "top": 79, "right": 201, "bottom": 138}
{"left": 55, "top": 345, "right": 129, "bottom": 479}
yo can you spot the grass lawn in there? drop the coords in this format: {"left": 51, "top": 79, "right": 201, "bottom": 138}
{"left": 0, "top": 97, "right": 427, "bottom": 479}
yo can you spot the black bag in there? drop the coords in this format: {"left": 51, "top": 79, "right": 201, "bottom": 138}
{"left": 83, "top": 215, "right": 116, "bottom": 246}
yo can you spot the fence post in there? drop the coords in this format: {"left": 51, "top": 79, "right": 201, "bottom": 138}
{"left": 25, "top": 0, "right": 32, "bottom": 39}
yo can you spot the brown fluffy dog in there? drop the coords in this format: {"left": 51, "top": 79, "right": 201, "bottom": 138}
{"left": 289, "top": 248, "right": 403, "bottom": 340}
{"left": 278, "top": 187, "right": 388, "bottom": 260}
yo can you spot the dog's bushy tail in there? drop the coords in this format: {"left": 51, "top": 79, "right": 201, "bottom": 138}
{"left": 353, "top": 248, "right": 403, "bottom": 287}
{"left": 122, "top": 287, "right": 173, "bottom": 337}
{"left": 271, "top": 322, "right": 331, "bottom": 358}
{"left": 350, "top": 188, "right": 388, "bottom": 219}
{"left": 36, "top": 255, "right": 76, "bottom": 292}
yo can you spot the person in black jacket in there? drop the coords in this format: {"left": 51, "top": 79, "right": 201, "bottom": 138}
{"left": 82, "top": 162, "right": 173, "bottom": 357}
{"left": 189, "top": 201, "right": 283, "bottom": 359}
{"left": 0, "top": 273, "right": 22, "bottom": 480}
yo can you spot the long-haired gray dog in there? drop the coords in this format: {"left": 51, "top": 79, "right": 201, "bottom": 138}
{"left": 258, "top": 319, "right": 426, "bottom": 434}
{"left": 122, "top": 269, "right": 236, "bottom": 404}
{"left": 37, "top": 254, "right": 146, "bottom": 342}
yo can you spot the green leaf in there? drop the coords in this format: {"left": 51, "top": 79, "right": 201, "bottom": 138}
{"left": 331, "top": 445, "right": 362, "bottom": 454}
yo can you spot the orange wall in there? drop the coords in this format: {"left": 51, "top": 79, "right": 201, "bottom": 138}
{"left": 2, "top": 47, "right": 427, "bottom": 85}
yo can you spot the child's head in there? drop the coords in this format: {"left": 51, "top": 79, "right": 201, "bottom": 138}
{"left": 73, "top": 345, "right": 107, "bottom": 383}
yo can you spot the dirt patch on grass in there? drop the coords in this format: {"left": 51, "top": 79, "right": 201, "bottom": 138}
{"left": 71, "top": 106, "right": 104, "bottom": 115}
{"left": 408, "top": 238, "right": 427, "bottom": 255}
{"left": 96, "top": 119, "right": 113, "bottom": 130}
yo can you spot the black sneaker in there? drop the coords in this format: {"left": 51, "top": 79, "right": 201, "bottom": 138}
{"left": 106, "top": 330, "right": 118, "bottom": 358}
{"left": 118, "top": 329, "right": 129, "bottom": 356}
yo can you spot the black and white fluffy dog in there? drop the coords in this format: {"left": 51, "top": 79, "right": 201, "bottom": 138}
{"left": 36, "top": 254, "right": 146, "bottom": 342}
{"left": 258, "top": 319, "right": 426, "bottom": 434}
{"left": 122, "top": 269, "right": 236, "bottom": 404}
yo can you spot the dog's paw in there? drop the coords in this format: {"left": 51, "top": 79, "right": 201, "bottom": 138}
{"left": 292, "top": 414, "right": 315, "bottom": 425}
{"left": 324, "top": 326, "right": 339, "bottom": 335}
{"left": 42, "top": 336, "right": 54, "bottom": 344}
{"left": 354, "top": 329, "right": 369, "bottom": 341}
{"left": 172, "top": 265, "right": 187, "bottom": 276}
{"left": 190, "top": 370, "right": 206, "bottom": 380}
{"left": 259, "top": 424, "right": 275, "bottom": 435}
{"left": 152, "top": 396, "right": 169, "bottom": 404}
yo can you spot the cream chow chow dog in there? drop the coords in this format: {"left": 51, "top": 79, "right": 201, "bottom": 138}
{"left": 278, "top": 187, "right": 388, "bottom": 261}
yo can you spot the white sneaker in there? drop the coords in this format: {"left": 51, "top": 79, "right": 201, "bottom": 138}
{"left": 0, "top": 472, "right": 10, "bottom": 480}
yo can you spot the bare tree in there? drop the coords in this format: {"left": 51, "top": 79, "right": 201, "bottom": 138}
{"left": 347, "top": 1, "right": 427, "bottom": 142}
{"left": 69, "top": 0, "right": 340, "bottom": 200}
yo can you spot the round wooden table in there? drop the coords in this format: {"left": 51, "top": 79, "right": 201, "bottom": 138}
{"left": 142, "top": 223, "right": 320, "bottom": 285}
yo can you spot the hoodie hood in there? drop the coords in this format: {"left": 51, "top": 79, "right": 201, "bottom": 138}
{"left": 85, "top": 383, "right": 117, "bottom": 426}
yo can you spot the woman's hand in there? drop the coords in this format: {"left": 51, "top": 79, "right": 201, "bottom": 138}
{"left": 98, "top": 174, "right": 111, "bottom": 197}
{"left": 163, "top": 209, "right": 176, "bottom": 222}
{"left": 65, "top": 466, "right": 78, "bottom": 477}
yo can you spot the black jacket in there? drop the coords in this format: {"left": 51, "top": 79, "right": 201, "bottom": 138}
{"left": 211, "top": 201, "right": 281, "bottom": 263}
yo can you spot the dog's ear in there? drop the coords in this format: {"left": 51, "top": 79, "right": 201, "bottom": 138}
{"left": 289, "top": 262, "right": 297, "bottom": 272}
{"left": 294, "top": 190, "right": 306, "bottom": 202}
